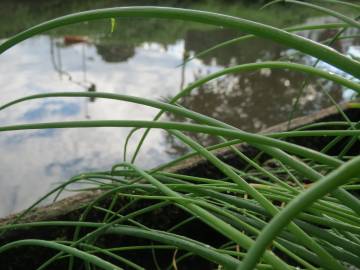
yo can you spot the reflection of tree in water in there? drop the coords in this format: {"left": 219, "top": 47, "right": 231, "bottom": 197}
{"left": 95, "top": 43, "right": 135, "bottom": 63}
{"left": 185, "top": 29, "right": 286, "bottom": 65}
{"left": 164, "top": 68, "right": 342, "bottom": 157}
{"left": 163, "top": 27, "right": 347, "bottom": 157}
{"left": 186, "top": 27, "right": 360, "bottom": 66}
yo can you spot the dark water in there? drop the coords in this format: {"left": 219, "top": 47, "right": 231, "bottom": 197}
{"left": 0, "top": 0, "right": 359, "bottom": 216}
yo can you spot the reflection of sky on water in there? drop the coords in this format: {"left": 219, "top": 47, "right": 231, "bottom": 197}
{"left": 0, "top": 36, "right": 210, "bottom": 216}
{"left": 22, "top": 100, "right": 80, "bottom": 121}
{"left": 0, "top": 18, "right": 359, "bottom": 217}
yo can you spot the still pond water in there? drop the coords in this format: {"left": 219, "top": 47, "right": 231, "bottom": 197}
{"left": 0, "top": 1, "right": 359, "bottom": 216}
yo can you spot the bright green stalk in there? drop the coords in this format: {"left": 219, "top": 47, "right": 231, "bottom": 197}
{"left": 0, "top": 120, "right": 348, "bottom": 167}
{"left": 240, "top": 155, "right": 360, "bottom": 270}
{"left": 154, "top": 121, "right": 349, "bottom": 172}
{"left": 129, "top": 60, "right": 360, "bottom": 163}
{"left": 263, "top": 1, "right": 360, "bottom": 29}
{"left": 37, "top": 200, "right": 170, "bottom": 270}
{"left": 0, "top": 221, "right": 239, "bottom": 269}
{"left": 313, "top": 0, "right": 360, "bottom": 10}
{"left": 0, "top": 7, "right": 359, "bottom": 78}
{"left": 123, "top": 127, "right": 141, "bottom": 161}
{"left": 0, "top": 115, "right": 359, "bottom": 225}
{"left": 295, "top": 121, "right": 354, "bottom": 131}
{"left": 116, "top": 162, "right": 289, "bottom": 269}
{"left": 73, "top": 243, "right": 145, "bottom": 270}
{"left": 251, "top": 140, "right": 360, "bottom": 216}
{"left": 2, "top": 60, "right": 358, "bottom": 169}
{"left": 287, "top": 19, "right": 351, "bottom": 128}
{"left": 0, "top": 239, "right": 123, "bottom": 270}
{"left": 280, "top": 0, "right": 360, "bottom": 29}
{"left": 321, "top": 34, "right": 360, "bottom": 44}
{"left": 106, "top": 225, "right": 240, "bottom": 270}
{"left": 218, "top": 139, "right": 298, "bottom": 193}
{"left": 0, "top": 91, "right": 348, "bottom": 172}
{"left": 186, "top": 186, "right": 360, "bottom": 234}
{"left": 181, "top": 22, "right": 348, "bottom": 66}
{"left": 1, "top": 90, "right": 357, "bottom": 172}
{"left": 171, "top": 131, "right": 344, "bottom": 270}
{"left": 1, "top": 4, "right": 359, "bottom": 269}
{"left": 1, "top": 64, "right": 359, "bottom": 113}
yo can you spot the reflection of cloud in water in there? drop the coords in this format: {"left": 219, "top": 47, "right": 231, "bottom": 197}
{"left": 0, "top": 23, "right": 358, "bottom": 217}
{"left": 5, "top": 129, "right": 55, "bottom": 144}
{"left": 0, "top": 36, "right": 207, "bottom": 216}
{"left": 0, "top": 127, "right": 170, "bottom": 216}
{"left": 46, "top": 157, "right": 85, "bottom": 178}
{"left": 22, "top": 100, "right": 80, "bottom": 121}
{"left": 348, "top": 46, "right": 360, "bottom": 59}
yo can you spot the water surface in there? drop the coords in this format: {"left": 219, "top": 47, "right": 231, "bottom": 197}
{"left": 0, "top": 0, "right": 359, "bottom": 216}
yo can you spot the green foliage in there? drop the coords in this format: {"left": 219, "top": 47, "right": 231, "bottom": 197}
{"left": 0, "top": 1, "right": 359, "bottom": 270}
{"left": 110, "top": 18, "right": 116, "bottom": 34}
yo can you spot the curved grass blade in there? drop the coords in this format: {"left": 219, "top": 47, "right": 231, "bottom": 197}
{"left": 309, "top": 0, "right": 360, "bottom": 10}
{"left": 3, "top": 89, "right": 356, "bottom": 218}
{"left": 1, "top": 7, "right": 359, "bottom": 78}
{"left": 266, "top": 0, "right": 360, "bottom": 29}
{"left": 171, "top": 130, "right": 345, "bottom": 270}
{"left": 0, "top": 239, "right": 123, "bottom": 270}
{"left": 180, "top": 22, "right": 349, "bottom": 67}
{"left": 115, "top": 163, "right": 289, "bottom": 269}
{"left": 240, "top": 154, "right": 360, "bottom": 270}
{"left": 0, "top": 221, "right": 239, "bottom": 269}
{"left": 0, "top": 120, "right": 352, "bottom": 167}
{"left": 129, "top": 60, "right": 360, "bottom": 163}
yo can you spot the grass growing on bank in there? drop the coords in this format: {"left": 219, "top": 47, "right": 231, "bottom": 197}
{"left": 0, "top": 1, "right": 359, "bottom": 269}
